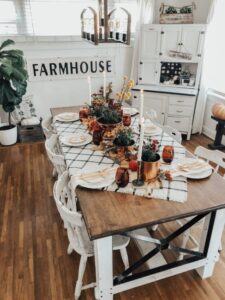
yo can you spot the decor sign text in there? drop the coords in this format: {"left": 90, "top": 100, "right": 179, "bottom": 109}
{"left": 27, "top": 57, "right": 115, "bottom": 81}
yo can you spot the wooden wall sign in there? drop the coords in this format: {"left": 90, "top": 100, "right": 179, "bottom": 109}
{"left": 27, "top": 56, "right": 115, "bottom": 81}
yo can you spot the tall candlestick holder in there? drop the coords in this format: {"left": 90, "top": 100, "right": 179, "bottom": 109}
{"left": 132, "top": 161, "right": 144, "bottom": 187}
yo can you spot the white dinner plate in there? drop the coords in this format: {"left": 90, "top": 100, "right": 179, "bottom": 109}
{"left": 55, "top": 112, "right": 79, "bottom": 122}
{"left": 74, "top": 165, "right": 117, "bottom": 189}
{"left": 61, "top": 133, "right": 92, "bottom": 147}
{"left": 122, "top": 107, "right": 138, "bottom": 116}
{"left": 170, "top": 158, "right": 213, "bottom": 179}
{"left": 134, "top": 126, "right": 162, "bottom": 137}
{"left": 186, "top": 168, "right": 213, "bottom": 179}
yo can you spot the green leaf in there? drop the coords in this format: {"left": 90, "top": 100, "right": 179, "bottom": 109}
{"left": 0, "top": 64, "right": 13, "bottom": 79}
{"left": 0, "top": 39, "right": 15, "bottom": 51}
{"left": 0, "top": 39, "right": 27, "bottom": 113}
{"left": 11, "top": 79, "right": 27, "bottom": 97}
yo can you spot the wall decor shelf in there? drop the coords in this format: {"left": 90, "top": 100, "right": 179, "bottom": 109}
{"left": 81, "top": 0, "right": 131, "bottom": 45}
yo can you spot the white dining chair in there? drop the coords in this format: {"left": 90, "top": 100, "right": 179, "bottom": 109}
{"left": 163, "top": 125, "right": 182, "bottom": 144}
{"left": 53, "top": 171, "right": 130, "bottom": 300}
{"left": 177, "top": 146, "right": 225, "bottom": 259}
{"left": 42, "top": 116, "right": 55, "bottom": 139}
{"left": 45, "top": 134, "right": 66, "bottom": 177}
{"left": 194, "top": 146, "right": 225, "bottom": 174}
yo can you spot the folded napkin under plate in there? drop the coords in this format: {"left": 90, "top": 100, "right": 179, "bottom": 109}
{"left": 163, "top": 158, "right": 213, "bottom": 179}
{"left": 70, "top": 165, "right": 118, "bottom": 190}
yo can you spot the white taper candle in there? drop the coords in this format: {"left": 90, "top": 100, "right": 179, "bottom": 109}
{"left": 139, "top": 89, "right": 144, "bottom": 125}
{"left": 137, "top": 123, "right": 145, "bottom": 162}
{"left": 87, "top": 76, "right": 92, "bottom": 105}
{"left": 103, "top": 70, "right": 106, "bottom": 98}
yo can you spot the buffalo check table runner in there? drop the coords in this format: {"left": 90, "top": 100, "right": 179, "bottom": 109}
{"left": 54, "top": 117, "right": 187, "bottom": 203}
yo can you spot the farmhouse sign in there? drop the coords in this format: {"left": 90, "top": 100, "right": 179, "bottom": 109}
{"left": 27, "top": 56, "right": 115, "bottom": 81}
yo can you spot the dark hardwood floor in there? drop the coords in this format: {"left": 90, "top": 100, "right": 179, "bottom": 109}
{"left": 0, "top": 134, "right": 225, "bottom": 300}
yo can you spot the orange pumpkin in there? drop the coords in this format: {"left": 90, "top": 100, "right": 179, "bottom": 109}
{"left": 212, "top": 103, "right": 225, "bottom": 120}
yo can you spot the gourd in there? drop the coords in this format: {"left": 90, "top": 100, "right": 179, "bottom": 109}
{"left": 212, "top": 103, "right": 225, "bottom": 120}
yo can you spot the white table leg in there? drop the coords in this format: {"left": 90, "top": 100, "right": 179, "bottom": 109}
{"left": 94, "top": 236, "right": 113, "bottom": 300}
{"left": 197, "top": 209, "right": 225, "bottom": 279}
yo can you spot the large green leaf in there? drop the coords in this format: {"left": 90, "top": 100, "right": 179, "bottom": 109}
{"left": 0, "top": 64, "right": 13, "bottom": 79}
{"left": 0, "top": 39, "right": 27, "bottom": 113}
{"left": 11, "top": 79, "right": 27, "bottom": 97}
{"left": 0, "top": 79, "right": 20, "bottom": 112}
{"left": 0, "top": 39, "right": 15, "bottom": 51}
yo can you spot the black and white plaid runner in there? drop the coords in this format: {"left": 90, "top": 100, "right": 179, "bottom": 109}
{"left": 54, "top": 116, "right": 187, "bottom": 203}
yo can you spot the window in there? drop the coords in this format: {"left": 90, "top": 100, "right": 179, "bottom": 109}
{"left": 0, "top": 0, "right": 137, "bottom": 37}
{"left": 0, "top": 1, "right": 17, "bottom": 35}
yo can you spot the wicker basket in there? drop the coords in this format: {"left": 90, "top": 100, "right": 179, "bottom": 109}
{"left": 159, "top": 2, "right": 196, "bottom": 24}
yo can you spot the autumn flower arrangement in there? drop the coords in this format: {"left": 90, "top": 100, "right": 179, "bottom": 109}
{"left": 116, "top": 76, "right": 135, "bottom": 104}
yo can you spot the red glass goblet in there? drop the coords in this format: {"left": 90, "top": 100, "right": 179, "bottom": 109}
{"left": 162, "top": 145, "right": 174, "bottom": 164}
{"left": 122, "top": 114, "right": 131, "bottom": 127}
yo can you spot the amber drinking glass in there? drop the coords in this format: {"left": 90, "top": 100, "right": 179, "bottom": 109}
{"left": 92, "top": 125, "right": 103, "bottom": 146}
{"left": 162, "top": 145, "right": 174, "bottom": 164}
{"left": 79, "top": 107, "right": 89, "bottom": 122}
{"left": 122, "top": 114, "right": 131, "bottom": 127}
{"left": 115, "top": 167, "right": 129, "bottom": 188}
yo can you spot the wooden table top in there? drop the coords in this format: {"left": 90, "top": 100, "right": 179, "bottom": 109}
{"left": 50, "top": 106, "right": 81, "bottom": 118}
{"left": 76, "top": 173, "right": 225, "bottom": 240}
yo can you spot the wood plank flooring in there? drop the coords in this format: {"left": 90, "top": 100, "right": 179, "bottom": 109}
{"left": 0, "top": 135, "right": 225, "bottom": 300}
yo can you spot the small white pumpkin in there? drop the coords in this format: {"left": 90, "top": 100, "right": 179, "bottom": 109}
{"left": 212, "top": 103, "right": 225, "bottom": 120}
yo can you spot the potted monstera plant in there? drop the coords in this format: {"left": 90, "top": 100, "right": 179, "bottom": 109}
{"left": 0, "top": 39, "right": 28, "bottom": 145}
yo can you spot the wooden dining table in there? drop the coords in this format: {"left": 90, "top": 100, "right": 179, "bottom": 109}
{"left": 76, "top": 175, "right": 225, "bottom": 299}
{"left": 51, "top": 105, "right": 225, "bottom": 300}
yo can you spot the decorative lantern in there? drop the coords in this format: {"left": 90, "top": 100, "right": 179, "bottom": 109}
{"left": 81, "top": 0, "right": 131, "bottom": 46}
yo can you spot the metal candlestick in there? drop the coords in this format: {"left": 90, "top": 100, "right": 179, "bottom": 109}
{"left": 132, "top": 161, "right": 144, "bottom": 187}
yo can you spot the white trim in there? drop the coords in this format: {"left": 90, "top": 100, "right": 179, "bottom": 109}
{"left": 207, "top": 89, "right": 225, "bottom": 102}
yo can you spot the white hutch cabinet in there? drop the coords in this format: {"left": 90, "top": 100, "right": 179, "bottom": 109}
{"left": 133, "top": 24, "right": 206, "bottom": 140}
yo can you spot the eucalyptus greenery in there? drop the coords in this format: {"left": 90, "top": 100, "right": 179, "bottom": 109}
{"left": 142, "top": 145, "right": 160, "bottom": 162}
{"left": 98, "top": 107, "right": 121, "bottom": 124}
{"left": 114, "top": 127, "right": 133, "bottom": 146}
{"left": 0, "top": 39, "right": 28, "bottom": 126}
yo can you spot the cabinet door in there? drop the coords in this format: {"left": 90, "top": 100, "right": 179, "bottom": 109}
{"left": 160, "top": 26, "right": 181, "bottom": 58}
{"left": 144, "top": 93, "right": 167, "bottom": 125}
{"left": 181, "top": 26, "right": 205, "bottom": 60}
{"left": 132, "top": 91, "right": 166, "bottom": 125}
{"left": 138, "top": 60, "right": 160, "bottom": 85}
{"left": 140, "top": 26, "right": 162, "bottom": 59}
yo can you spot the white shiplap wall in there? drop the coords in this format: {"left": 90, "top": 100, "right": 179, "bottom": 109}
{"left": 0, "top": 40, "right": 133, "bottom": 121}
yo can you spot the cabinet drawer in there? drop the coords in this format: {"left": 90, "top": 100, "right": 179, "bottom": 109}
{"left": 169, "top": 96, "right": 195, "bottom": 107}
{"left": 167, "top": 117, "right": 189, "bottom": 132}
{"left": 168, "top": 105, "right": 193, "bottom": 117}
